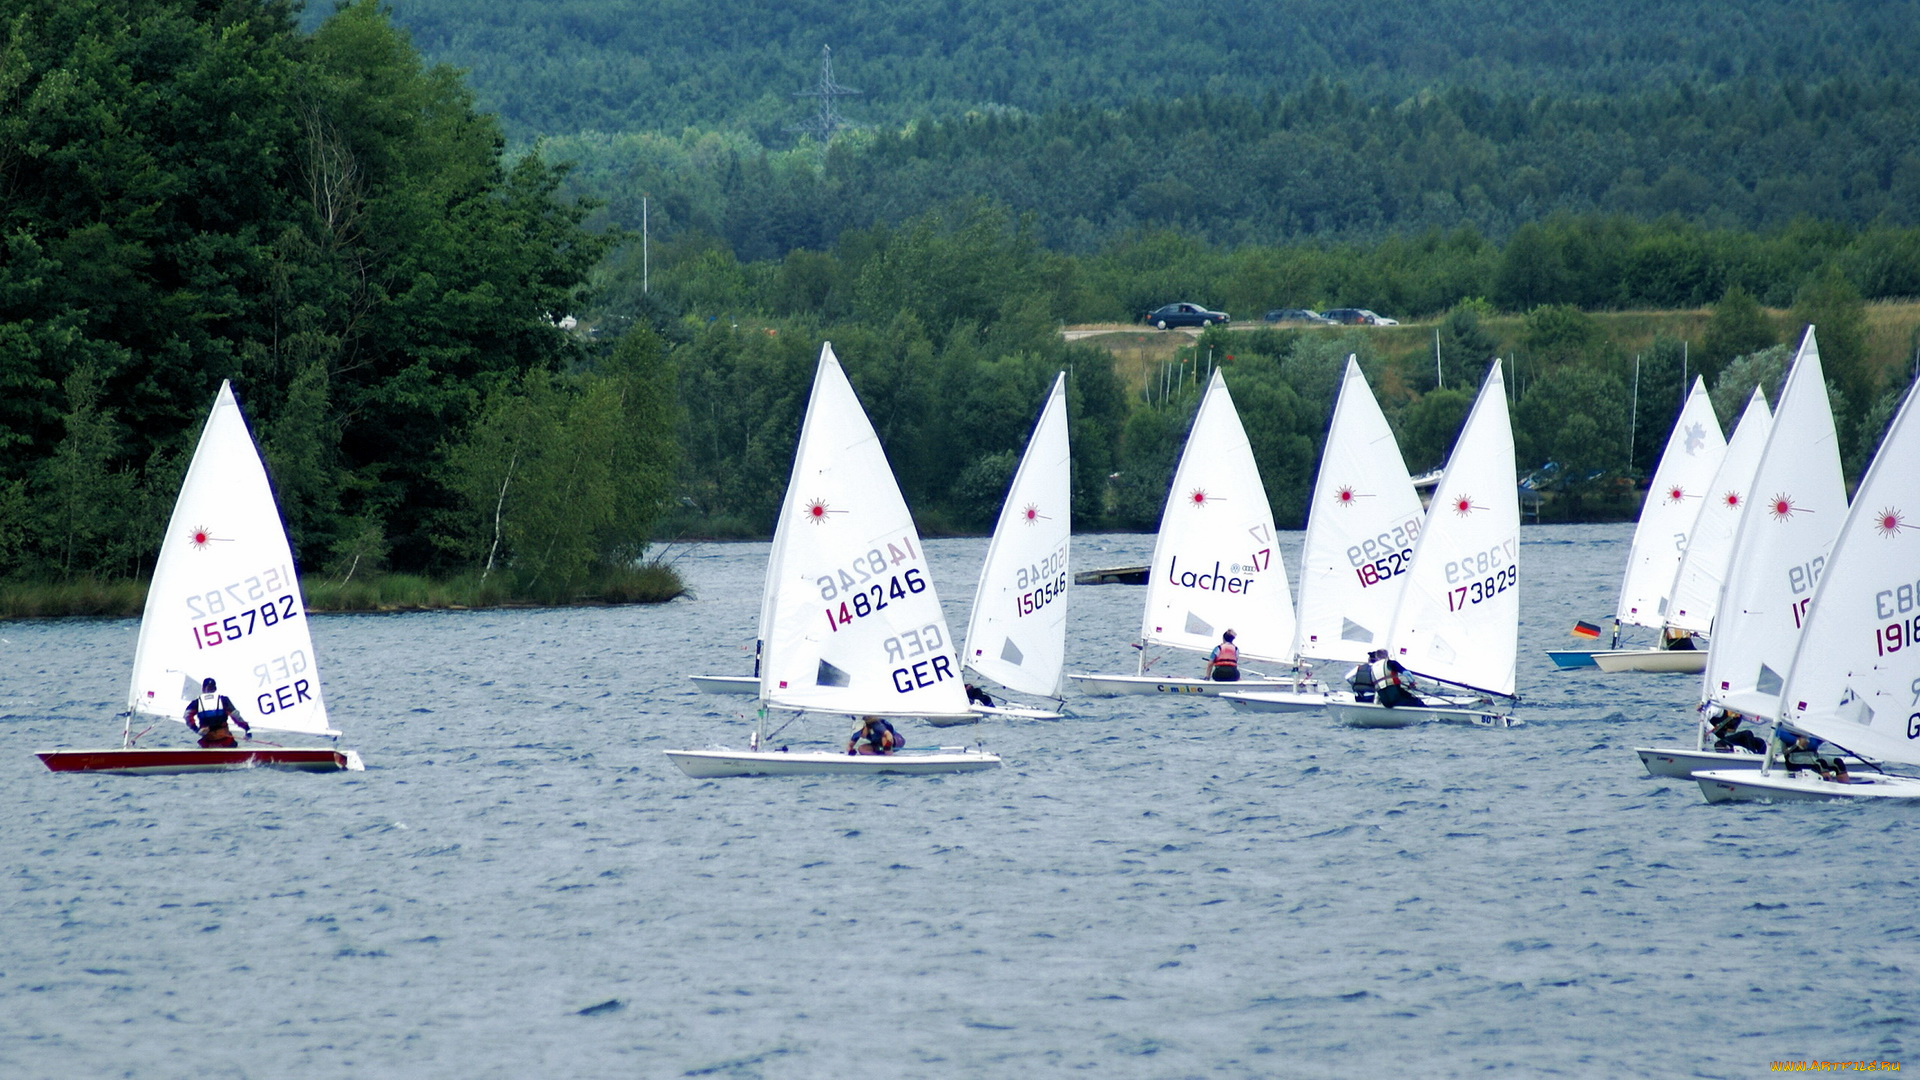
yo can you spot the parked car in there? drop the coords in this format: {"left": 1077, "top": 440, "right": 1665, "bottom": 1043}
{"left": 1263, "top": 308, "right": 1334, "bottom": 324}
{"left": 1144, "top": 302, "right": 1230, "bottom": 330}
{"left": 1321, "top": 307, "right": 1397, "bottom": 326}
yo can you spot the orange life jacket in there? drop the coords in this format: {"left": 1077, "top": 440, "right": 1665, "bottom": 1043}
{"left": 1213, "top": 641, "right": 1238, "bottom": 666}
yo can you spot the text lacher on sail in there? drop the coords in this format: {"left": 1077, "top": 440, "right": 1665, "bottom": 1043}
{"left": 1067, "top": 367, "right": 1320, "bottom": 701}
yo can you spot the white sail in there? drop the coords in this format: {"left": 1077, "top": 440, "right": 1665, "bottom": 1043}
{"left": 1291, "top": 356, "right": 1425, "bottom": 665}
{"left": 1702, "top": 328, "right": 1846, "bottom": 717}
{"left": 1139, "top": 368, "right": 1296, "bottom": 663}
{"left": 1665, "top": 388, "right": 1773, "bottom": 634}
{"left": 1777, "top": 375, "right": 1920, "bottom": 765}
{"left": 963, "top": 373, "right": 1070, "bottom": 698}
{"left": 1384, "top": 361, "right": 1519, "bottom": 697}
{"left": 1615, "top": 377, "right": 1726, "bottom": 628}
{"left": 127, "top": 382, "right": 334, "bottom": 737}
{"left": 758, "top": 344, "right": 972, "bottom": 719}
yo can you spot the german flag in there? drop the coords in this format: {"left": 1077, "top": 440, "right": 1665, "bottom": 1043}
{"left": 1570, "top": 620, "right": 1603, "bottom": 639}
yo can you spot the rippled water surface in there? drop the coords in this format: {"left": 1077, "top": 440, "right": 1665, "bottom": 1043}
{"left": 2, "top": 525, "right": 1914, "bottom": 1079}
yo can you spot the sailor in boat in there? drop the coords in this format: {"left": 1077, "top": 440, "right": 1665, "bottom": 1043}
{"left": 965, "top": 683, "right": 997, "bottom": 708}
{"left": 1662, "top": 627, "right": 1699, "bottom": 651}
{"left": 1205, "top": 630, "right": 1241, "bottom": 682}
{"left": 1705, "top": 706, "right": 1766, "bottom": 754}
{"left": 184, "top": 677, "right": 252, "bottom": 748}
{"left": 847, "top": 715, "right": 904, "bottom": 756}
{"left": 1347, "top": 651, "right": 1381, "bottom": 702}
{"left": 1772, "top": 728, "right": 1851, "bottom": 783}
{"left": 1367, "top": 650, "right": 1426, "bottom": 709}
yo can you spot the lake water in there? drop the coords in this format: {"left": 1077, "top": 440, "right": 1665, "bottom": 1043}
{"left": 2, "top": 525, "right": 1913, "bottom": 1079}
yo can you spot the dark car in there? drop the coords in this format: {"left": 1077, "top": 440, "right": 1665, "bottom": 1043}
{"left": 1321, "top": 307, "right": 1396, "bottom": 326}
{"left": 1264, "top": 308, "right": 1334, "bottom": 324}
{"left": 1144, "top": 302, "right": 1229, "bottom": 330}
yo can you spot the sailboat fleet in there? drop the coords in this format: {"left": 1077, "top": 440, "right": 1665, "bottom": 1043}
{"left": 30, "top": 325, "right": 1919, "bottom": 801}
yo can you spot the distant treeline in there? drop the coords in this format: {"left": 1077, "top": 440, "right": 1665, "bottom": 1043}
{"left": 342, "top": 0, "right": 1920, "bottom": 143}
{"left": 552, "top": 80, "right": 1920, "bottom": 260}
{"left": 7, "top": 0, "right": 1920, "bottom": 596}
{"left": 625, "top": 201, "right": 1913, "bottom": 539}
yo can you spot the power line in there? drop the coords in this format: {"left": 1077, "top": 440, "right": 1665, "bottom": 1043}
{"left": 787, "top": 45, "right": 862, "bottom": 142}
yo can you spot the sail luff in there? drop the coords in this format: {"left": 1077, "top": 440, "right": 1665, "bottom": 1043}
{"left": 962, "top": 373, "right": 1071, "bottom": 698}
{"left": 126, "top": 382, "right": 334, "bottom": 737}
{"left": 1291, "top": 356, "right": 1425, "bottom": 665}
{"left": 1138, "top": 369, "right": 1297, "bottom": 664}
{"left": 1614, "top": 377, "right": 1726, "bottom": 629}
{"left": 1382, "top": 361, "right": 1519, "bottom": 697}
{"left": 1775, "top": 373, "right": 1920, "bottom": 765}
{"left": 1664, "top": 388, "right": 1772, "bottom": 635}
{"left": 1701, "top": 329, "right": 1847, "bottom": 718}
{"left": 758, "top": 344, "right": 973, "bottom": 719}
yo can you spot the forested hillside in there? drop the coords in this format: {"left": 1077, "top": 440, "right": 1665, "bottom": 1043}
{"left": 551, "top": 82, "right": 1920, "bottom": 259}
{"left": 0, "top": 0, "right": 672, "bottom": 598}
{"left": 340, "top": 0, "right": 1920, "bottom": 142}
{"left": 6, "top": 0, "right": 1920, "bottom": 601}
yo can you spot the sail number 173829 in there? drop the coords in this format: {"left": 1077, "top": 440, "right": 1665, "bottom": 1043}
{"left": 1446, "top": 566, "right": 1518, "bottom": 611}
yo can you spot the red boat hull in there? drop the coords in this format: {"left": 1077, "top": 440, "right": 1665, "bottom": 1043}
{"left": 37, "top": 746, "right": 349, "bottom": 775}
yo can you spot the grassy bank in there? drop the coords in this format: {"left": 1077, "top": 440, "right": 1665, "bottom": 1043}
{"left": 0, "top": 563, "right": 686, "bottom": 620}
{"left": 1075, "top": 299, "right": 1920, "bottom": 398}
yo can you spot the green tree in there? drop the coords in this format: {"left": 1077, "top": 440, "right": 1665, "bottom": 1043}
{"left": 1514, "top": 367, "right": 1630, "bottom": 483}
{"left": 38, "top": 365, "right": 136, "bottom": 578}
{"left": 1709, "top": 343, "right": 1792, "bottom": 428}
{"left": 1394, "top": 388, "right": 1474, "bottom": 474}
{"left": 1788, "top": 263, "right": 1872, "bottom": 420}
{"left": 1699, "top": 285, "right": 1776, "bottom": 385}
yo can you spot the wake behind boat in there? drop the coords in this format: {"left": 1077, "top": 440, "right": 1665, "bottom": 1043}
{"left": 664, "top": 343, "right": 999, "bottom": 778}
{"left": 36, "top": 382, "right": 362, "bottom": 776}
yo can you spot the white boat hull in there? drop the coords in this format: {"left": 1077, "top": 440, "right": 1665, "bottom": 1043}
{"left": 1219, "top": 688, "right": 1333, "bottom": 713}
{"left": 1066, "top": 673, "right": 1316, "bottom": 698}
{"left": 926, "top": 703, "right": 1065, "bottom": 726}
{"left": 1323, "top": 700, "right": 1518, "bottom": 728}
{"left": 1695, "top": 768, "right": 1920, "bottom": 803}
{"left": 1636, "top": 745, "right": 1763, "bottom": 778}
{"left": 665, "top": 747, "right": 1002, "bottom": 778}
{"left": 689, "top": 674, "right": 758, "bottom": 695}
{"left": 1590, "top": 649, "right": 1707, "bottom": 674}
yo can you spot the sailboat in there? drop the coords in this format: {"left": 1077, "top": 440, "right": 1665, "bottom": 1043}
{"left": 37, "top": 382, "right": 361, "bottom": 774}
{"left": 1636, "top": 330, "right": 1846, "bottom": 778}
{"left": 944, "top": 372, "right": 1071, "bottom": 725}
{"left": 1632, "top": 390, "right": 1777, "bottom": 776}
{"left": 1067, "top": 367, "right": 1315, "bottom": 698}
{"left": 1224, "top": 356, "right": 1421, "bottom": 714}
{"left": 665, "top": 344, "right": 1000, "bottom": 778}
{"left": 1323, "top": 361, "right": 1520, "bottom": 728}
{"left": 1695, "top": 358, "right": 1920, "bottom": 800}
{"left": 1558, "top": 378, "right": 1727, "bottom": 673}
